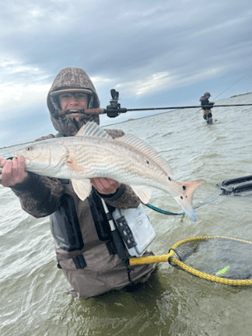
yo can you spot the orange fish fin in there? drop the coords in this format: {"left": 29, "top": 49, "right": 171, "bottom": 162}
{"left": 180, "top": 180, "right": 202, "bottom": 203}
{"left": 174, "top": 181, "right": 202, "bottom": 222}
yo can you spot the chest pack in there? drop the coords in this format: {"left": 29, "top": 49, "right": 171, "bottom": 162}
{"left": 101, "top": 199, "right": 156, "bottom": 257}
{"left": 112, "top": 204, "right": 156, "bottom": 257}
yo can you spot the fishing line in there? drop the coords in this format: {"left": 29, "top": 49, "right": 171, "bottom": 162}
{"left": 145, "top": 175, "right": 252, "bottom": 216}
{"left": 213, "top": 70, "right": 252, "bottom": 101}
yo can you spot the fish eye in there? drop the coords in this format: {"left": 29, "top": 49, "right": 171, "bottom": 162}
{"left": 26, "top": 146, "right": 33, "bottom": 151}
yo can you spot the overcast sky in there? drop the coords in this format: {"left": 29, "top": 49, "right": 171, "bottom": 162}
{"left": 1, "top": 0, "right": 252, "bottom": 147}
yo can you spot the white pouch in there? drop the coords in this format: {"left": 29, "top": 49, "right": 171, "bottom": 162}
{"left": 112, "top": 204, "right": 156, "bottom": 257}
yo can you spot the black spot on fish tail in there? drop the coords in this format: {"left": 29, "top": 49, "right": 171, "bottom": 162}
{"left": 183, "top": 185, "right": 186, "bottom": 190}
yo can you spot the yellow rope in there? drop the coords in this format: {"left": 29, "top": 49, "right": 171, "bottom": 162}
{"left": 129, "top": 235, "right": 252, "bottom": 285}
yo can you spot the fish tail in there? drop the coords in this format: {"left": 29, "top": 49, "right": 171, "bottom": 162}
{"left": 174, "top": 181, "right": 202, "bottom": 222}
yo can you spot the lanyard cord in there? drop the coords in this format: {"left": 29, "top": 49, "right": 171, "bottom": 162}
{"left": 145, "top": 194, "right": 221, "bottom": 216}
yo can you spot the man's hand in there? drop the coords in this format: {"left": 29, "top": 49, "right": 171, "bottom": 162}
{"left": 90, "top": 177, "right": 120, "bottom": 195}
{"left": 0, "top": 156, "right": 28, "bottom": 187}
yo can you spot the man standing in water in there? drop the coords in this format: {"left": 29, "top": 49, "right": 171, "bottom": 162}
{"left": 200, "top": 92, "right": 214, "bottom": 124}
{"left": 0, "top": 67, "right": 155, "bottom": 299}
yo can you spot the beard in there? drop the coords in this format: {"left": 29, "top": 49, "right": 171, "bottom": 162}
{"left": 51, "top": 111, "right": 100, "bottom": 136}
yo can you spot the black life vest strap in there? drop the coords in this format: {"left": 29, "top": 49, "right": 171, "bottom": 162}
{"left": 101, "top": 198, "right": 134, "bottom": 284}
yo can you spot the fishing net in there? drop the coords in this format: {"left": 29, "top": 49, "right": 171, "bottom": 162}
{"left": 130, "top": 236, "right": 252, "bottom": 285}
{"left": 169, "top": 236, "right": 252, "bottom": 285}
{"left": 131, "top": 176, "right": 252, "bottom": 285}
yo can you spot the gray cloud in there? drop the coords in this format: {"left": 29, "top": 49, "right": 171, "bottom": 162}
{"left": 0, "top": 0, "right": 252, "bottom": 147}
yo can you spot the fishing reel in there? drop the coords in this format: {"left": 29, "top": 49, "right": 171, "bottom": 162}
{"left": 106, "top": 89, "right": 123, "bottom": 118}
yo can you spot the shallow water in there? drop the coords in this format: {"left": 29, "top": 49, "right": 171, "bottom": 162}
{"left": 0, "top": 94, "right": 252, "bottom": 335}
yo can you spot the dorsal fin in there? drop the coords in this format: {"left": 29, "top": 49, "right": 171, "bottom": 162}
{"left": 115, "top": 134, "right": 173, "bottom": 175}
{"left": 76, "top": 121, "right": 111, "bottom": 139}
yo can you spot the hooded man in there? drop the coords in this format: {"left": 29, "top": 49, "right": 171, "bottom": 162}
{"left": 0, "top": 67, "right": 155, "bottom": 299}
{"left": 199, "top": 92, "right": 214, "bottom": 124}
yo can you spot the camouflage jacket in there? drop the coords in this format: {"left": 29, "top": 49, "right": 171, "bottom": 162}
{"left": 11, "top": 129, "right": 155, "bottom": 299}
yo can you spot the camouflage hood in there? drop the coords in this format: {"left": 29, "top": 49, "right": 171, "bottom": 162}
{"left": 47, "top": 67, "right": 100, "bottom": 136}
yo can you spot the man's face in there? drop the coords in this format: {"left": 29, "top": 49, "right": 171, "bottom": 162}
{"left": 58, "top": 92, "right": 89, "bottom": 121}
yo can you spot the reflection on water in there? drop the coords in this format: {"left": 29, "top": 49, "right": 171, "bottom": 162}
{"left": 0, "top": 94, "right": 252, "bottom": 335}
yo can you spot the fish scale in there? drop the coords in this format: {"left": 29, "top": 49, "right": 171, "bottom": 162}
{"left": 15, "top": 122, "right": 202, "bottom": 221}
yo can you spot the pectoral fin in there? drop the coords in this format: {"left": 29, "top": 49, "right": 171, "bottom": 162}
{"left": 71, "top": 179, "right": 92, "bottom": 201}
{"left": 132, "top": 187, "right": 152, "bottom": 204}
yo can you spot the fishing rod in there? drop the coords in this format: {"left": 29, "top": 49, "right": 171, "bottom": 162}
{"left": 83, "top": 89, "right": 252, "bottom": 118}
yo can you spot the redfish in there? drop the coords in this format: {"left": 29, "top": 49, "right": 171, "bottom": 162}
{"left": 16, "top": 122, "right": 202, "bottom": 221}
